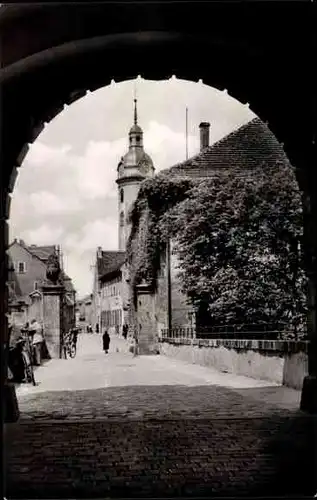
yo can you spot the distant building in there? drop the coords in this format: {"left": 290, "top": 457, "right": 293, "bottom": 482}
{"left": 7, "top": 240, "right": 76, "bottom": 337}
{"left": 91, "top": 248, "right": 128, "bottom": 335}
{"left": 75, "top": 294, "right": 93, "bottom": 330}
{"left": 91, "top": 98, "right": 154, "bottom": 335}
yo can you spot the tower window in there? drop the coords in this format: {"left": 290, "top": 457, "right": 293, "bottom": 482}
{"left": 120, "top": 189, "right": 124, "bottom": 203}
{"left": 120, "top": 211, "right": 124, "bottom": 227}
{"left": 136, "top": 136, "right": 140, "bottom": 142}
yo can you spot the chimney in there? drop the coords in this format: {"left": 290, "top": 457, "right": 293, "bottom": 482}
{"left": 97, "top": 246, "right": 102, "bottom": 258}
{"left": 199, "top": 122, "right": 210, "bottom": 151}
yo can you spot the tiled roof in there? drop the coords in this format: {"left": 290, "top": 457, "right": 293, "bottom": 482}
{"left": 27, "top": 244, "right": 56, "bottom": 261}
{"left": 163, "top": 118, "right": 289, "bottom": 179}
{"left": 27, "top": 244, "right": 75, "bottom": 292}
{"left": 97, "top": 251, "right": 126, "bottom": 280}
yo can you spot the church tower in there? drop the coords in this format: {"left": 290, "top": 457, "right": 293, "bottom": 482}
{"left": 116, "top": 98, "right": 155, "bottom": 250}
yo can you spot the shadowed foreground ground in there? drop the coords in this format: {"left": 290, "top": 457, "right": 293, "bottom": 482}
{"left": 4, "top": 334, "right": 317, "bottom": 498}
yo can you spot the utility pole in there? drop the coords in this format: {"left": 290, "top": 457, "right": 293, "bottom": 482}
{"left": 59, "top": 245, "right": 64, "bottom": 271}
{"left": 186, "top": 107, "right": 189, "bottom": 160}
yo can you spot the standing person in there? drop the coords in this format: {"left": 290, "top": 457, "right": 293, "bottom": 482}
{"left": 102, "top": 330, "right": 110, "bottom": 354}
{"left": 73, "top": 328, "right": 79, "bottom": 349}
{"left": 30, "top": 319, "right": 44, "bottom": 366}
{"left": 133, "top": 327, "right": 139, "bottom": 357}
{"left": 122, "top": 323, "right": 128, "bottom": 340}
{"left": 12, "top": 337, "right": 27, "bottom": 383}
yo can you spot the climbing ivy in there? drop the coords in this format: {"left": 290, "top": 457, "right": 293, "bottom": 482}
{"left": 126, "top": 174, "right": 195, "bottom": 295}
{"left": 127, "top": 162, "right": 307, "bottom": 333}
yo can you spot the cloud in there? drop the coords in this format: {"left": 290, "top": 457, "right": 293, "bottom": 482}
{"left": 62, "top": 218, "right": 118, "bottom": 297}
{"left": 30, "top": 191, "right": 81, "bottom": 215}
{"left": 73, "top": 139, "right": 126, "bottom": 200}
{"left": 144, "top": 121, "right": 199, "bottom": 170}
{"left": 17, "top": 121, "right": 199, "bottom": 207}
{"left": 24, "top": 142, "right": 72, "bottom": 169}
{"left": 21, "top": 224, "right": 65, "bottom": 245}
{"left": 64, "top": 218, "right": 118, "bottom": 254}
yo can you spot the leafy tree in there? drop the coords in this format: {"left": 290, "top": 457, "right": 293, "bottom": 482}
{"left": 159, "top": 162, "right": 307, "bottom": 334}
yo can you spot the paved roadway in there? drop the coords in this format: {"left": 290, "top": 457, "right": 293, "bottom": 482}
{"left": 4, "top": 333, "right": 317, "bottom": 498}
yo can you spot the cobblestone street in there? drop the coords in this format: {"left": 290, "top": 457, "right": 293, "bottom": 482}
{"left": 4, "top": 333, "right": 317, "bottom": 498}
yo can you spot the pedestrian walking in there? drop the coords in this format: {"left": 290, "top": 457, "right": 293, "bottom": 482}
{"left": 102, "top": 330, "right": 110, "bottom": 354}
{"left": 29, "top": 319, "right": 44, "bottom": 366}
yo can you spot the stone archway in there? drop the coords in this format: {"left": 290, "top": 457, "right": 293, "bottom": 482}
{"left": 1, "top": 2, "right": 316, "bottom": 420}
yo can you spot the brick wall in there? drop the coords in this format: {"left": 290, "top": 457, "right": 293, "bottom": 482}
{"left": 160, "top": 338, "right": 309, "bottom": 390}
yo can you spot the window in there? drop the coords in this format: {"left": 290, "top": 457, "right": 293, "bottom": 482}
{"left": 120, "top": 189, "right": 124, "bottom": 203}
{"left": 136, "top": 136, "right": 140, "bottom": 142}
{"left": 34, "top": 281, "right": 38, "bottom": 291}
{"left": 120, "top": 211, "right": 124, "bottom": 227}
{"left": 18, "top": 262, "right": 26, "bottom": 274}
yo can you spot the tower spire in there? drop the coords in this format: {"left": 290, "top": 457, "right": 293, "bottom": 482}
{"left": 134, "top": 98, "right": 138, "bottom": 125}
{"left": 133, "top": 81, "right": 138, "bottom": 125}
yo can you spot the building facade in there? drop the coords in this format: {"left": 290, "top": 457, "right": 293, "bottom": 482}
{"left": 7, "top": 240, "right": 76, "bottom": 339}
{"left": 75, "top": 294, "right": 93, "bottom": 329}
{"left": 92, "top": 249, "right": 128, "bottom": 336}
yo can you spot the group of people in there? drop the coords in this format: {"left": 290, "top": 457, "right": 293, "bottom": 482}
{"left": 8, "top": 318, "right": 45, "bottom": 383}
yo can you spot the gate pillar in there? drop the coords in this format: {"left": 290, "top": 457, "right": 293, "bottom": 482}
{"left": 135, "top": 281, "right": 159, "bottom": 355}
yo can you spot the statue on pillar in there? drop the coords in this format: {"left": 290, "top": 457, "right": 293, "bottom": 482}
{"left": 46, "top": 253, "right": 61, "bottom": 285}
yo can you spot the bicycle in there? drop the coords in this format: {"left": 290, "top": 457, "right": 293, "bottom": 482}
{"left": 63, "top": 330, "right": 77, "bottom": 359}
{"left": 22, "top": 347, "right": 36, "bottom": 386}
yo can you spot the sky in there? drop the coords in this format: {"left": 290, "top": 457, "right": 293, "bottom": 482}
{"left": 9, "top": 77, "right": 255, "bottom": 299}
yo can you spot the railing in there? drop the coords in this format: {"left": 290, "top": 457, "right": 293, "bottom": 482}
{"left": 161, "top": 327, "right": 196, "bottom": 340}
{"left": 161, "top": 323, "right": 307, "bottom": 341}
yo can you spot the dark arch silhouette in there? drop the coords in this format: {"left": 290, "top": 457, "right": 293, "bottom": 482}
{"left": 1, "top": 2, "right": 316, "bottom": 420}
